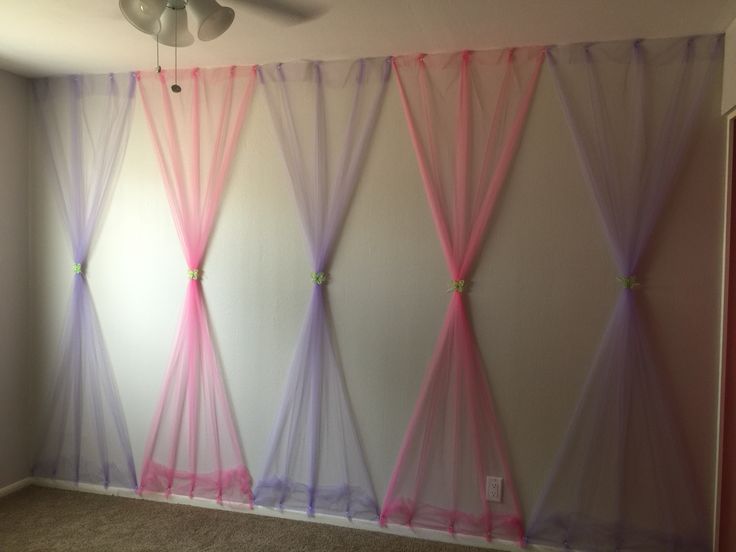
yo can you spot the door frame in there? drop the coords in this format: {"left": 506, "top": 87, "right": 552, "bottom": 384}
{"left": 715, "top": 111, "right": 736, "bottom": 552}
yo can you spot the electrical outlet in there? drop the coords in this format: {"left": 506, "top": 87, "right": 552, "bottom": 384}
{"left": 486, "top": 476, "right": 503, "bottom": 503}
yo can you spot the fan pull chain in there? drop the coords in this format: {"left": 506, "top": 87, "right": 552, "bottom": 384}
{"left": 171, "top": 4, "right": 181, "bottom": 93}
{"left": 155, "top": 30, "right": 161, "bottom": 73}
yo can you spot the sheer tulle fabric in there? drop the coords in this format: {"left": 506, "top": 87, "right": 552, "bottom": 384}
{"left": 527, "top": 36, "right": 723, "bottom": 551}
{"left": 137, "top": 67, "right": 256, "bottom": 503}
{"left": 382, "top": 48, "right": 544, "bottom": 541}
{"left": 32, "top": 73, "right": 137, "bottom": 488}
{"left": 254, "top": 58, "right": 389, "bottom": 519}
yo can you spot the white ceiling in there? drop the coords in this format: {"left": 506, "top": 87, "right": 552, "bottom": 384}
{"left": 1, "top": 0, "right": 736, "bottom": 78}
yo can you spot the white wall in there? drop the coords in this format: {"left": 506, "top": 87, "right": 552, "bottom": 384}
{"left": 0, "top": 69, "right": 29, "bottom": 489}
{"left": 29, "top": 60, "right": 725, "bottom": 526}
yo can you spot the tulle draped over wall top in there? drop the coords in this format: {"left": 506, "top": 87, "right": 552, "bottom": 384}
{"left": 254, "top": 57, "right": 390, "bottom": 520}
{"left": 136, "top": 66, "right": 257, "bottom": 504}
{"left": 381, "top": 47, "right": 544, "bottom": 542}
{"left": 28, "top": 32, "right": 726, "bottom": 550}
{"left": 32, "top": 73, "right": 138, "bottom": 490}
{"left": 527, "top": 34, "right": 723, "bottom": 552}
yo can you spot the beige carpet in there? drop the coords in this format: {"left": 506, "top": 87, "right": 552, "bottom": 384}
{"left": 0, "top": 486, "right": 495, "bottom": 551}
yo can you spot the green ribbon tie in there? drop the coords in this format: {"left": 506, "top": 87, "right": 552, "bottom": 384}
{"left": 188, "top": 268, "right": 200, "bottom": 281}
{"left": 617, "top": 275, "right": 640, "bottom": 289}
{"left": 72, "top": 263, "right": 82, "bottom": 275}
{"left": 448, "top": 279, "right": 465, "bottom": 293}
{"left": 311, "top": 272, "right": 328, "bottom": 286}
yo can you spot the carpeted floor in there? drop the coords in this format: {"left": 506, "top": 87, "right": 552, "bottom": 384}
{"left": 0, "top": 486, "right": 493, "bottom": 551}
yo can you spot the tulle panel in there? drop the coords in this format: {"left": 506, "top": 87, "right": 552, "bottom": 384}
{"left": 254, "top": 58, "right": 390, "bottom": 519}
{"left": 32, "top": 73, "right": 137, "bottom": 489}
{"left": 136, "top": 67, "right": 256, "bottom": 503}
{"left": 527, "top": 35, "right": 722, "bottom": 551}
{"left": 382, "top": 48, "right": 543, "bottom": 541}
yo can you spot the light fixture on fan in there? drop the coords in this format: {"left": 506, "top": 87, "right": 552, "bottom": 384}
{"left": 120, "top": 0, "right": 234, "bottom": 93}
{"left": 120, "top": 0, "right": 234, "bottom": 45}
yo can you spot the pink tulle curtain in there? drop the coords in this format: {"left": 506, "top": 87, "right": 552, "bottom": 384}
{"left": 136, "top": 66, "right": 256, "bottom": 504}
{"left": 527, "top": 36, "right": 722, "bottom": 551}
{"left": 254, "top": 58, "right": 389, "bottom": 520}
{"left": 381, "top": 48, "right": 544, "bottom": 541}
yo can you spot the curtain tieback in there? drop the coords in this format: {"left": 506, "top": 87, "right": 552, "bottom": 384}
{"left": 73, "top": 263, "right": 83, "bottom": 275}
{"left": 188, "top": 268, "right": 200, "bottom": 281}
{"left": 448, "top": 279, "right": 465, "bottom": 293}
{"left": 311, "top": 272, "right": 328, "bottom": 286}
{"left": 617, "top": 275, "right": 640, "bottom": 289}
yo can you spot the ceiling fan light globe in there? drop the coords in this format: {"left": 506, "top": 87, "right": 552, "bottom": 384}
{"left": 158, "top": 6, "right": 195, "bottom": 47}
{"left": 198, "top": 7, "right": 235, "bottom": 41}
{"left": 188, "top": 0, "right": 235, "bottom": 41}
{"left": 120, "top": 0, "right": 166, "bottom": 34}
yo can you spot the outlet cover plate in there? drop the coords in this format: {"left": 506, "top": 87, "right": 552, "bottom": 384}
{"left": 486, "top": 476, "right": 503, "bottom": 503}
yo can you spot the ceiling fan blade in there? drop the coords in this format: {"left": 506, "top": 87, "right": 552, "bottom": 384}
{"left": 229, "top": 0, "right": 326, "bottom": 24}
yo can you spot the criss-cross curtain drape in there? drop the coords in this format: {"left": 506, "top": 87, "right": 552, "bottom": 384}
{"left": 254, "top": 58, "right": 390, "bottom": 520}
{"left": 381, "top": 48, "right": 544, "bottom": 541}
{"left": 32, "top": 73, "right": 137, "bottom": 489}
{"left": 137, "top": 66, "right": 256, "bottom": 504}
{"left": 527, "top": 35, "right": 723, "bottom": 551}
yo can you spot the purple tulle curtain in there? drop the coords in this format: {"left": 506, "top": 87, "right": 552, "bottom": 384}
{"left": 136, "top": 66, "right": 256, "bottom": 504}
{"left": 381, "top": 48, "right": 544, "bottom": 542}
{"left": 32, "top": 73, "right": 138, "bottom": 488}
{"left": 527, "top": 35, "right": 723, "bottom": 551}
{"left": 254, "top": 58, "right": 390, "bottom": 519}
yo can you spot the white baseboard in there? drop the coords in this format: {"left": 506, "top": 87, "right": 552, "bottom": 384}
{"left": 0, "top": 477, "right": 33, "bottom": 498}
{"left": 31, "top": 477, "right": 560, "bottom": 551}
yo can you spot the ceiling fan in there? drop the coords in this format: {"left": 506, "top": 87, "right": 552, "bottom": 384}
{"left": 119, "top": 0, "right": 325, "bottom": 47}
{"left": 120, "top": 0, "right": 324, "bottom": 92}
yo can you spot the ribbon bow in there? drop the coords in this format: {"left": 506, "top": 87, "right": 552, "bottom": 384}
{"left": 188, "top": 268, "right": 200, "bottom": 281}
{"left": 448, "top": 279, "right": 465, "bottom": 293}
{"left": 311, "top": 272, "right": 328, "bottom": 286}
{"left": 617, "top": 275, "right": 640, "bottom": 289}
{"left": 72, "top": 263, "right": 83, "bottom": 275}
